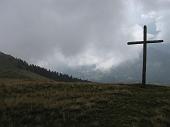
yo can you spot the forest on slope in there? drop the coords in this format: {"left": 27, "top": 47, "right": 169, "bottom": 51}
{"left": 0, "top": 51, "right": 87, "bottom": 82}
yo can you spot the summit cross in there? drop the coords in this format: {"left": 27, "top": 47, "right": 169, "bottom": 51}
{"left": 127, "top": 25, "right": 164, "bottom": 86}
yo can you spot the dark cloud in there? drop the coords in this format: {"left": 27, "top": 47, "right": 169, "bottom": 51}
{"left": 0, "top": 0, "right": 169, "bottom": 80}
{"left": 0, "top": 0, "right": 135, "bottom": 66}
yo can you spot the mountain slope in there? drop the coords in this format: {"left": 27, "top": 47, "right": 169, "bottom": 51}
{"left": 0, "top": 52, "right": 48, "bottom": 80}
{"left": 0, "top": 51, "right": 84, "bottom": 82}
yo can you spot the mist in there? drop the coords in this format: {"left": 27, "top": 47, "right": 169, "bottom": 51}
{"left": 0, "top": 0, "right": 170, "bottom": 83}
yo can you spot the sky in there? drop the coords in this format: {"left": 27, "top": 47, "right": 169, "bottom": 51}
{"left": 0, "top": 0, "right": 170, "bottom": 73}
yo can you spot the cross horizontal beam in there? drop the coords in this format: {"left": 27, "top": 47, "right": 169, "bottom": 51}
{"left": 127, "top": 40, "right": 163, "bottom": 45}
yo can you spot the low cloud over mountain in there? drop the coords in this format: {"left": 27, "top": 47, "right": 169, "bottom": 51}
{"left": 0, "top": 0, "right": 170, "bottom": 83}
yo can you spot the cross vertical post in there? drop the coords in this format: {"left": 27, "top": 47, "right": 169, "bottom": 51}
{"left": 142, "top": 25, "right": 147, "bottom": 86}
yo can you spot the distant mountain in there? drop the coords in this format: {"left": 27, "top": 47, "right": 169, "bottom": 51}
{"left": 0, "top": 51, "right": 86, "bottom": 82}
{"left": 107, "top": 45, "right": 170, "bottom": 84}
{"left": 64, "top": 44, "right": 170, "bottom": 84}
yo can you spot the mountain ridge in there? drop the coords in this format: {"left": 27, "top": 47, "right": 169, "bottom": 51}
{"left": 0, "top": 51, "right": 86, "bottom": 82}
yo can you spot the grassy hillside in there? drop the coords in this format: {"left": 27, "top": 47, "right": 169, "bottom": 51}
{"left": 0, "top": 52, "right": 49, "bottom": 80}
{"left": 0, "top": 52, "right": 85, "bottom": 82}
{"left": 0, "top": 79, "right": 170, "bottom": 127}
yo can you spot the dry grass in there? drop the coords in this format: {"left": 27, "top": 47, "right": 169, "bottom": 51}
{"left": 0, "top": 79, "right": 170, "bottom": 127}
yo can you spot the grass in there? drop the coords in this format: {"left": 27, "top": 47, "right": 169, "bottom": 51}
{"left": 0, "top": 79, "right": 170, "bottom": 127}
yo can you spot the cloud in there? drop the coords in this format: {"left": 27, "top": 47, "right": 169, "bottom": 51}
{"left": 0, "top": 0, "right": 169, "bottom": 73}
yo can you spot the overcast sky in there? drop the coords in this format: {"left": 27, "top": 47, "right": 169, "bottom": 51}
{"left": 0, "top": 0, "right": 170, "bottom": 72}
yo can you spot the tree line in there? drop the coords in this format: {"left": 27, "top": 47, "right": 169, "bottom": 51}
{"left": 16, "top": 58, "right": 88, "bottom": 82}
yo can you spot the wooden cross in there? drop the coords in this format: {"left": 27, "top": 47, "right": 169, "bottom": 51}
{"left": 127, "top": 25, "right": 163, "bottom": 86}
